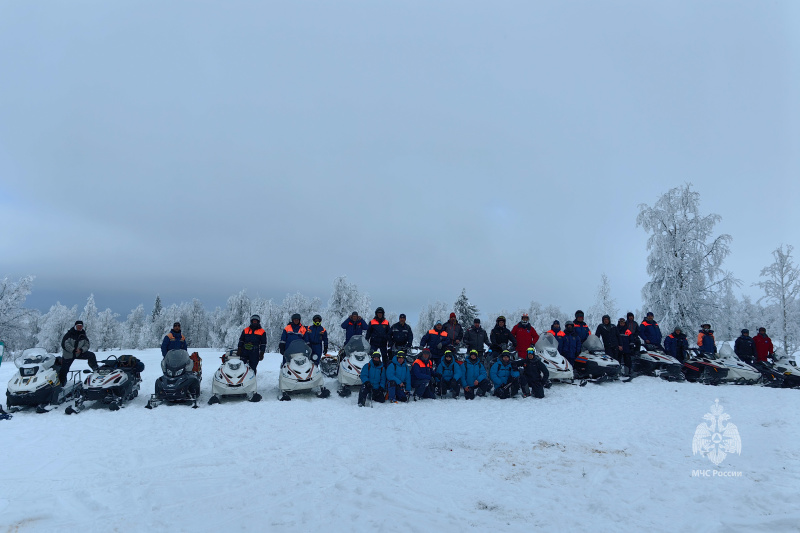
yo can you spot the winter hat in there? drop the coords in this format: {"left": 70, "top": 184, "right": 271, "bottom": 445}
{"left": 450, "top": 312, "right": 456, "bottom": 319}
{"left": 74, "top": 320, "right": 83, "bottom": 326}
{"left": 575, "top": 310, "right": 584, "bottom": 318}
{"left": 435, "top": 320, "right": 443, "bottom": 326}
{"left": 173, "top": 321, "right": 181, "bottom": 327}
{"left": 552, "top": 320, "right": 560, "bottom": 326}
{"left": 351, "top": 311, "right": 358, "bottom": 316}
{"left": 291, "top": 313, "right": 301, "bottom": 321}
{"left": 399, "top": 313, "right": 406, "bottom": 319}
{"left": 602, "top": 315, "right": 611, "bottom": 322}
{"left": 741, "top": 329, "right": 749, "bottom": 335}
{"left": 627, "top": 312, "right": 635, "bottom": 318}
{"left": 250, "top": 315, "right": 260, "bottom": 322}
{"left": 565, "top": 321, "right": 574, "bottom": 327}
{"left": 474, "top": 318, "right": 481, "bottom": 324}
{"left": 646, "top": 312, "right": 654, "bottom": 318}
{"left": 701, "top": 323, "right": 711, "bottom": 329}
{"left": 758, "top": 327, "right": 767, "bottom": 333}
{"left": 313, "top": 314, "right": 322, "bottom": 322}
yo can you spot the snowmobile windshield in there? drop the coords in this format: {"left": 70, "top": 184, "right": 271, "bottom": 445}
{"left": 718, "top": 343, "right": 735, "bottom": 359}
{"left": 535, "top": 333, "right": 559, "bottom": 352}
{"left": 162, "top": 350, "right": 191, "bottom": 373}
{"left": 344, "top": 335, "right": 370, "bottom": 359}
{"left": 285, "top": 340, "right": 312, "bottom": 359}
{"left": 16, "top": 348, "right": 55, "bottom": 369}
{"left": 583, "top": 334, "right": 604, "bottom": 352}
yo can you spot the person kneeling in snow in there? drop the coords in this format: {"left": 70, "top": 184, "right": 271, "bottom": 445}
{"left": 519, "top": 347, "right": 549, "bottom": 399}
{"left": 411, "top": 349, "right": 436, "bottom": 399}
{"left": 462, "top": 350, "right": 492, "bottom": 400}
{"left": 435, "top": 349, "right": 463, "bottom": 399}
{"left": 386, "top": 350, "right": 412, "bottom": 403}
{"left": 358, "top": 351, "right": 386, "bottom": 407}
{"left": 490, "top": 351, "right": 520, "bottom": 399}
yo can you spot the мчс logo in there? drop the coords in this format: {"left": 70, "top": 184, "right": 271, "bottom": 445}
{"left": 692, "top": 399, "right": 742, "bottom": 466}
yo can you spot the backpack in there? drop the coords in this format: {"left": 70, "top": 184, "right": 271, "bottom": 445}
{"left": 190, "top": 352, "right": 203, "bottom": 373}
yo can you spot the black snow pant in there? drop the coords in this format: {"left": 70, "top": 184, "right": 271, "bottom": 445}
{"left": 358, "top": 383, "right": 386, "bottom": 406}
{"left": 605, "top": 347, "right": 621, "bottom": 364}
{"left": 439, "top": 378, "right": 461, "bottom": 398}
{"left": 493, "top": 378, "right": 520, "bottom": 399}
{"left": 520, "top": 376, "right": 545, "bottom": 399}
{"left": 463, "top": 379, "right": 492, "bottom": 400}
{"left": 58, "top": 351, "right": 98, "bottom": 385}
{"left": 241, "top": 351, "right": 261, "bottom": 374}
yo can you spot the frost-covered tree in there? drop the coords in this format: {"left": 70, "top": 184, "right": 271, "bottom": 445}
{"left": 80, "top": 294, "right": 98, "bottom": 333}
{"left": 36, "top": 302, "right": 78, "bottom": 352}
{"left": 587, "top": 274, "right": 618, "bottom": 327}
{"left": 712, "top": 286, "right": 739, "bottom": 342}
{"left": 636, "top": 184, "right": 738, "bottom": 331}
{"left": 0, "top": 275, "right": 36, "bottom": 350}
{"left": 178, "top": 299, "right": 209, "bottom": 348}
{"left": 152, "top": 295, "right": 163, "bottom": 321}
{"left": 416, "top": 301, "right": 449, "bottom": 340}
{"left": 453, "top": 289, "right": 479, "bottom": 327}
{"left": 324, "top": 276, "right": 371, "bottom": 350}
{"left": 122, "top": 304, "right": 147, "bottom": 349}
{"left": 756, "top": 244, "right": 800, "bottom": 357}
{"left": 93, "top": 308, "right": 120, "bottom": 350}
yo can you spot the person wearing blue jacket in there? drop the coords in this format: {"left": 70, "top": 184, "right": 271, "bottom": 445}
{"left": 411, "top": 349, "right": 436, "bottom": 399}
{"left": 341, "top": 312, "right": 368, "bottom": 343}
{"left": 639, "top": 312, "right": 663, "bottom": 348}
{"left": 279, "top": 314, "right": 308, "bottom": 355}
{"left": 697, "top": 324, "right": 717, "bottom": 354}
{"left": 664, "top": 327, "right": 689, "bottom": 362}
{"left": 386, "top": 351, "right": 412, "bottom": 403}
{"left": 306, "top": 314, "right": 329, "bottom": 365}
{"left": 462, "top": 350, "right": 492, "bottom": 399}
{"left": 421, "top": 321, "right": 450, "bottom": 366}
{"left": 558, "top": 322, "right": 583, "bottom": 364}
{"left": 358, "top": 351, "right": 386, "bottom": 407}
{"left": 161, "top": 322, "right": 187, "bottom": 357}
{"left": 572, "top": 310, "right": 591, "bottom": 343}
{"left": 490, "top": 351, "right": 520, "bottom": 399}
{"left": 435, "top": 350, "right": 463, "bottom": 399}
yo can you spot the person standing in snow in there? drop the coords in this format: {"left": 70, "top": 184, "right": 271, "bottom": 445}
{"left": 279, "top": 313, "right": 308, "bottom": 356}
{"left": 595, "top": 315, "right": 621, "bottom": 361}
{"left": 389, "top": 313, "right": 413, "bottom": 362}
{"left": 341, "top": 311, "right": 367, "bottom": 344}
{"left": 365, "top": 307, "right": 391, "bottom": 363}
{"left": 161, "top": 321, "right": 187, "bottom": 357}
{"left": 754, "top": 327, "right": 774, "bottom": 362}
{"left": 616, "top": 318, "right": 635, "bottom": 375}
{"left": 511, "top": 313, "right": 539, "bottom": 359}
{"left": 442, "top": 313, "right": 464, "bottom": 347}
{"left": 734, "top": 329, "right": 757, "bottom": 364}
{"left": 238, "top": 315, "right": 267, "bottom": 372}
{"left": 59, "top": 320, "right": 98, "bottom": 386}
{"left": 664, "top": 327, "right": 689, "bottom": 362}
{"left": 639, "top": 312, "right": 663, "bottom": 349}
{"left": 306, "top": 314, "right": 329, "bottom": 366}
{"left": 572, "top": 310, "right": 591, "bottom": 343}
{"left": 421, "top": 321, "right": 450, "bottom": 366}
{"left": 463, "top": 318, "right": 491, "bottom": 359}
{"left": 558, "top": 321, "right": 582, "bottom": 365}
{"left": 490, "top": 316, "right": 516, "bottom": 357}
{"left": 697, "top": 324, "right": 716, "bottom": 354}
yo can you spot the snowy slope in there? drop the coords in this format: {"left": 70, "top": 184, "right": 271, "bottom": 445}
{"left": 1, "top": 348, "right": 798, "bottom": 532}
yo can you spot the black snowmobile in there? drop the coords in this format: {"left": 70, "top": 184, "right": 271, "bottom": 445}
{"left": 146, "top": 349, "right": 202, "bottom": 409}
{"left": 682, "top": 348, "right": 729, "bottom": 385}
{"left": 573, "top": 335, "right": 621, "bottom": 383}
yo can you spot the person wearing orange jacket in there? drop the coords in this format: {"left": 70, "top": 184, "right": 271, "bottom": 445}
{"left": 279, "top": 313, "right": 308, "bottom": 356}
{"left": 697, "top": 323, "right": 716, "bottom": 354}
{"left": 238, "top": 315, "right": 267, "bottom": 373}
{"left": 365, "top": 307, "right": 391, "bottom": 364}
{"left": 511, "top": 313, "right": 540, "bottom": 359}
{"left": 572, "top": 310, "right": 591, "bottom": 343}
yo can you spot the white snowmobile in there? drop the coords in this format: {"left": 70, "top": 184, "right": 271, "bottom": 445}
{"left": 714, "top": 344, "right": 762, "bottom": 385}
{"left": 336, "top": 335, "right": 371, "bottom": 397}
{"left": 278, "top": 339, "right": 330, "bottom": 401}
{"left": 66, "top": 355, "right": 143, "bottom": 414}
{"left": 682, "top": 349, "right": 729, "bottom": 385}
{"left": 574, "top": 335, "right": 621, "bottom": 383}
{"left": 146, "top": 350, "right": 202, "bottom": 409}
{"left": 534, "top": 333, "right": 574, "bottom": 383}
{"left": 6, "top": 348, "right": 83, "bottom": 413}
{"left": 629, "top": 343, "right": 685, "bottom": 382}
{"left": 208, "top": 349, "right": 262, "bottom": 404}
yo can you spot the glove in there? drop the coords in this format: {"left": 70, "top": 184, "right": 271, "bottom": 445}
{"left": 437, "top": 342, "right": 443, "bottom": 349}
{"left": 259, "top": 352, "right": 265, "bottom": 361}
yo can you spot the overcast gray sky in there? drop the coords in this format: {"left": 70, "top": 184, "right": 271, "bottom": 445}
{"left": 1, "top": 0, "right": 798, "bottom": 319}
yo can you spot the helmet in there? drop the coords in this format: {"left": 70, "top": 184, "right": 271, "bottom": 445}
{"left": 372, "top": 351, "right": 382, "bottom": 358}
{"left": 527, "top": 347, "right": 535, "bottom": 354}
{"left": 496, "top": 316, "right": 506, "bottom": 322}
{"left": 444, "top": 350, "right": 453, "bottom": 359}
{"left": 521, "top": 313, "right": 529, "bottom": 320}
{"left": 501, "top": 350, "right": 511, "bottom": 359}
{"left": 469, "top": 350, "right": 479, "bottom": 359}
{"left": 313, "top": 314, "right": 322, "bottom": 322}
{"left": 375, "top": 307, "right": 385, "bottom": 314}
{"left": 395, "top": 350, "right": 406, "bottom": 359}
{"left": 291, "top": 313, "right": 301, "bottom": 321}
{"left": 250, "top": 314, "right": 260, "bottom": 322}
{"left": 741, "top": 329, "right": 749, "bottom": 335}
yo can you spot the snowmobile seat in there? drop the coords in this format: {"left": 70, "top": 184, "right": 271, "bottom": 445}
{"left": 117, "top": 355, "right": 145, "bottom": 373}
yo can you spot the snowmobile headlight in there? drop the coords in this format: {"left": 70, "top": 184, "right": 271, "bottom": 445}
{"left": 174, "top": 367, "right": 184, "bottom": 376}
{"left": 229, "top": 362, "right": 241, "bottom": 371}
{"left": 21, "top": 367, "right": 36, "bottom": 377}
{"left": 166, "top": 369, "right": 173, "bottom": 377}
{"left": 294, "top": 357, "right": 307, "bottom": 366}
{"left": 355, "top": 355, "right": 365, "bottom": 361}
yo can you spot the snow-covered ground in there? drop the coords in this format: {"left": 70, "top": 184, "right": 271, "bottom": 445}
{"left": 1, "top": 348, "right": 798, "bottom": 532}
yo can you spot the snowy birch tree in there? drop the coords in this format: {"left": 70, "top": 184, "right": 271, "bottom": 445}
{"left": 93, "top": 308, "right": 120, "bottom": 350}
{"left": 756, "top": 244, "right": 800, "bottom": 356}
{"left": 416, "top": 301, "right": 449, "bottom": 340}
{"left": 80, "top": 294, "right": 98, "bottom": 334}
{"left": 324, "top": 276, "right": 371, "bottom": 350}
{"left": 636, "top": 184, "right": 738, "bottom": 331}
{"left": 122, "top": 304, "right": 147, "bottom": 349}
{"left": 36, "top": 302, "right": 78, "bottom": 352}
{"left": 0, "top": 275, "right": 36, "bottom": 350}
{"left": 587, "top": 274, "right": 618, "bottom": 326}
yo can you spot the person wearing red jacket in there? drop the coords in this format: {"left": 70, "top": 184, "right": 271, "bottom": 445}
{"left": 754, "top": 327, "right": 775, "bottom": 362}
{"left": 511, "top": 313, "right": 540, "bottom": 359}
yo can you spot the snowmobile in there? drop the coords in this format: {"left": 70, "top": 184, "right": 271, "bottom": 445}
{"left": 573, "top": 335, "right": 620, "bottom": 383}
{"left": 278, "top": 340, "right": 330, "bottom": 401}
{"left": 713, "top": 344, "right": 762, "bottom": 385}
{"left": 6, "top": 348, "right": 83, "bottom": 413}
{"left": 336, "top": 335, "right": 371, "bottom": 397}
{"left": 454, "top": 345, "right": 468, "bottom": 363}
{"left": 146, "top": 350, "right": 202, "bottom": 409}
{"left": 682, "top": 349, "right": 729, "bottom": 385}
{"left": 749, "top": 358, "right": 785, "bottom": 388}
{"left": 769, "top": 358, "right": 800, "bottom": 389}
{"left": 208, "top": 349, "right": 262, "bottom": 404}
{"left": 629, "top": 343, "right": 685, "bottom": 382}
{"left": 320, "top": 351, "right": 340, "bottom": 378}
{"left": 65, "top": 355, "right": 143, "bottom": 414}
{"left": 534, "top": 333, "right": 574, "bottom": 383}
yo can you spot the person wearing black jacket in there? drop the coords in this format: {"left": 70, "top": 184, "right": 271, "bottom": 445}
{"left": 625, "top": 312, "right": 641, "bottom": 353}
{"left": 616, "top": 318, "right": 635, "bottom": 374}
{"left": 365, "top": 307, "right": 391, "bottom": 364}
{"left": 389, "top": 313, "right": 414, "bottom": 363}
{"left": 734, "top": 329, "right": 757, "bottom": 364}
{"left": 59, "top": 320, "right": 98, "bottom": 386}
{"left": 490, "top": 316, "right": 517, "bottom": 355}
{"left": 517, "top": 347, "right": 549, "bottom": 399}
{"left": 595, "top": 315, "right": 621, "bottom": 361}
{"left": 463, "top": 318, "right": 491, "bottom": 356}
